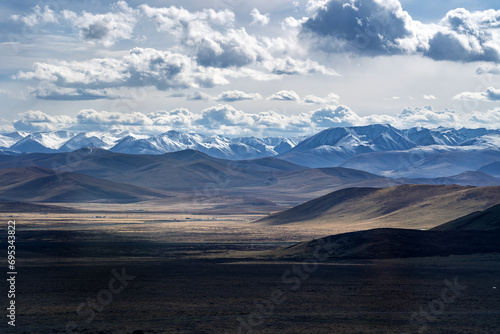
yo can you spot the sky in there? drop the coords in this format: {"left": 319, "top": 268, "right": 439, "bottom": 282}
{"left": 1, "top": 0, "right": 500, "bottom": 137}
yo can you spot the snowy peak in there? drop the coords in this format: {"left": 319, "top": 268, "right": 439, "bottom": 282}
{"left": 0, "top": 125, "right": 499, "bottom": 165}
{"left": 292, "top": 124, "right": 414, "bottom": 154}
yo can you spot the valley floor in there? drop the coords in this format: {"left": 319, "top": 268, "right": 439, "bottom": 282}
{"left": 2, "top": 211, "right": 499, "bottom": 333}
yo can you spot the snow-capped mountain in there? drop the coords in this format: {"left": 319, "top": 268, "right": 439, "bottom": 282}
{"left": 0, "top": 126, "right": 499, "bottom": 174}
{"left": 110, "top": 130, "right": 300, "bottom": 159}
{"left": 279, "top": 125, "right": 500, "bottom": 168}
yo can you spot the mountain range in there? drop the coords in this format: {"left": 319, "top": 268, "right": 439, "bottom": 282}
{"left": 1, "top": 125, "right": 499, "bottom": 178}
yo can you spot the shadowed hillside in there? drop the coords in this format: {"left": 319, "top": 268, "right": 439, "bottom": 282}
{"left": 256, "top": 184, "right": 500, "bottom": 230}
{"left": 431, "top": 204, "right": 500, "bottom": 231}
{"left": 268, "top": 228, "right": 500, "bottom": 260}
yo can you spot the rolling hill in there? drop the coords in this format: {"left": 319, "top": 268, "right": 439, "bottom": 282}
{"left": 431, "top": 204, "right": 500, "bottom": 231}
{"left": 268, "top": 202, "right": 500, "bottom": 260}
{"left": 0, "top": 201, "right": 78, "bottom": 213}
{"left": 0, "top": 167, "right": 172, "bottom": 203}
{"left": 268, "top": 228, "right": 500, "bottom": 260}
{"left": 256, "top": 184, "right": 500, "bottom": 230}
{"left": 0, "top": 149, "right": 393, "bottom": 203}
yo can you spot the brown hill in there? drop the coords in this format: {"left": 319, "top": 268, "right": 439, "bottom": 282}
{"left": 0, "top": 167, "right": 172, "bottom": 203}
{"left": 0, "top": 149, "right": 396, "bottom": 203}
{"left": 268, "top": 228, "right": 500, "bottom": 260}
{"left": 256, "top": 184, "right": 500, "bottom": 230}
{"left": 431, "top": 204, "right": 500, "bottom": 231}
{"left": 0, "top": 201, "right": 77, "bottom": 213}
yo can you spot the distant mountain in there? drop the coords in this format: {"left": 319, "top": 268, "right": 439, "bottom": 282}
{"left": 401, "top": 171, "right": 500, "bottom": 187}
{"left": 1, "top": 125, "right": 498, "bottom": 168}
{"left": 478, "top": 161, "right": 500, "bottom": 178}
{"left": 340, "top": 147, "right": 500, "bottom": 178}
{"left": 256, "top": 184, "right": 500, "bottom": 230}
{"left": 268, "top": 228, "right": 500, "bottom": 260}
{"left": 9, "top": 131, "right": 73, "bottom": 153}
{"left": 0, "top": 166, "right": 172, "bottom": 203}
{"left": 431, "top": 204, "right": 500, "bottom": 231}
{"left": 0, "top": 149, "right": 399, "bottom": 205}
{"left": 392, "top": 149, "right": 500, "bottom": 178}
{"left": 279, "top": 125, "right": 500, "bottom": 168}
{"left": 110, "top": 130, "right": 301, "bottom": 160}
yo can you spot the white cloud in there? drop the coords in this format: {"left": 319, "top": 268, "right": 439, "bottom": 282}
{"left": 281, "top": 16, "right": 308, "bottom": 31}
{"left": 469, "top": 108, "right": 500, "bottom": 125}
{"left": 196, "top": 104, "right": 255, "bottom": 128}
{"left": 425, "top": 8, "right": 500, "bottom": 62}
{"left": 13, "top": 110, "right": 74, "bottom": 132}
{"left": 424, "top": 94, "right": 437, "bottom": 100}
{"left": 265, "top": 56, "right": 338, "bottom": 76}
{"left": 216, "top": 90, "right": 262, "bottom": 102}
{"left": 477, "top": 65, "right": 500, "bottom": 75}
{"left": 149, "top": 108, "right": 200, "bottom": 127}
{"left": 250, "top": 8, "right": 270, "bottom": 26}
{"left": 268, "top": 90, "right": 300, "bottom": 101}
{"left": 395, "top": 106, "right": 461, "bottom": 128}
{"left": 301, "top": 0, "right": 423, "bottom": 56}
{"left": 12, "top": 1, "right": 138, "bottom": 47}
{"left": 10, "top": 103, "right": 500, "bottom": 136}
{"left": 28, "top": 84, "right": 117, "bottom": 101}
{"left": 141, "top": 4, "right": 267, "bottom": 69}
{"left": 453, "top": 87, "right": 500, "bottom": 102}
{"left": 62, "top": 1, "right": 139, "bottom": 47}
{"left": 76, "top": 109, "right": 153, "bottom": 126}
{"left": 11, "top": 5, "right": 57, "bottom": 27}
{"left": 303, "top": 93, "right": 340, "bottom": 104}
{"left": 309, "top": 105, "right": 364, "bottom": 127}
{"left": 298, "top": 0, "right": 500, "bottom": 63}
{"left": 15, "top": 48, "right": 231, "bottom": 92}
{"left": 187, "top": 91, "right": 212, "bottom": 101}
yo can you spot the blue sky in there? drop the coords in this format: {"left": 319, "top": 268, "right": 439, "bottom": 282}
{"left": 1, "top": 0, "right": 500, "bottom": 136}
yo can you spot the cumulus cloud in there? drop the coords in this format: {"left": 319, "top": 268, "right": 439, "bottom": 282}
{"left": 469, "top": 108, "right": 500, "bottom": 125}
{"left": 297, "top": 0, "right": 500, "bottom": 63}
{"left": 250, "top": 8, "right": 270, "bottom": 26}
{"left": 10, "top": 103, "right": 500, "bottom": 136}
{"left": 10, "top": 5, "right": 57, "bottom": 27}
{"left": 301, "top": 0, "right": 422, "bottom": 55}
{"left": 265, "top": 56, "right": 338, "bottom": 76}
{"left": 215, "top": 90, "right": 262, "bottom": 102}
{"left": 396, "top": 106, "right": 461, "bottom": 128}
{"left": 303, "top": 93, "right": 340, "bottom": 104}
{"left": 15, "top": 48, "right": 233, "bottom": 93}
{"left": 141, "top": 4, "right": 268, "bottom": 69}
{"left": 12, "top": 1, "right": 138, "bottom": 46}
{"left": 309, "top": 105, "right": 364, "bottom": 127}
{"left": 196, "top": 104, "right": 255, "bottom": 128}
{"left": 62, "top": 1, "right": 139, "bottom": 47}
{"left": 281, "top": 16, "right": 308, "bottom": 31}
{"left": 268, "top": 90, "right": 300, "bottom": 101}
{"left": 28, "top": 84, "right": 117, "bottom": 100}
{"left": 149, "top": 108, "right": 200, "bottom": 127}
{"left": 76, "top": 109, "right": 152, "bottom": 126}
{"left": 13, "top": 110, "right": 74, "bottom": 132}
{"left": 425, "top": 8, "right": 500, "bottom": 62}
{"left": 453, "top": 87, "right": 500, "bottom": 102}
{"left": 187, "top": 91, "right": 212, "bottom": 101}
{"left": 476, "top": 65, "right": 500, "bottom": 75}
{"left": 424, "top": 94, "right": 437, "bottom": 100}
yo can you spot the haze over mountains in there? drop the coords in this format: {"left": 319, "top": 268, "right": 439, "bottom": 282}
{"left": 2, "top": 124, "right": 499, "bottom": 179}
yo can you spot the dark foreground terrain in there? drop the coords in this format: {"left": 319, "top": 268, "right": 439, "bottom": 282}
{"left": 2, "top": 226, "right": 500, "bottom": 334}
